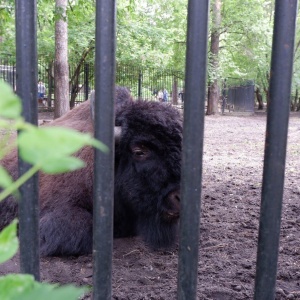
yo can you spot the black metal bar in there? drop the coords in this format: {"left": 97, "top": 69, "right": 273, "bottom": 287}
{"left": 84, "top": 63, "right": 89, "bottom": 100}
{"left": 138, "top": 71, "right": 142, "bottom": 99}
{"left": 15, "top": 0, "right": 40, "bottom": 280}
{"left": 47, "top": 62, "right": 52, "bottom": 107}
{"left": 13, "top": 66, "right": 16, "bottom": 91}
{"left": 254, "top": 1, "right": 298, "bottom": 299}
{"left": 177, "top": 1, "right": 209, "bottom": 299}
{"left": 93, "top": 0, "right": 116, "bottom": 299}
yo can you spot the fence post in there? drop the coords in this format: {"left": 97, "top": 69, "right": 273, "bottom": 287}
{"left": 15, "top": 0, "right": 40, "bottom": 280}
{"left": 93, "top": 0, "right": 116, "bottom": 299}
{"left": 177, "top": 0, "right": 209, "bottom": 299}
{"left": 138, "top": 70, "right": 142, "bottom": 99}
{"left": 172, "top": 75, "right": 178, "bottom": 105}
{"left": 84, "top": 63, "right": 89, "bottom": 100}
{"left": 47, "top": 62, "right": 52, "bottom": 107}
{"left": 13, "top": 66, "right": 16, "bottom": 91}
{"left": 254, "top": 1, "right": 298, "bottom": 299}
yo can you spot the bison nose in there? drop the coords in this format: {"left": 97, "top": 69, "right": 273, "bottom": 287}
{"left": 163, "top": 190, "right": 180, "bottom": 220}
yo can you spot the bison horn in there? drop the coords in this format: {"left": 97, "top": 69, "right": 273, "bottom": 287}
{"left": 89, "top": 90, "right": 121, "bottom": 144}
{"left": 89, "top": 90, "right": 95, "bottom": 121}
{"left": 114, "top": 126, "right": 121, "bottom": 145}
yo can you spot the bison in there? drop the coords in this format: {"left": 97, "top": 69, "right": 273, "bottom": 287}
{"left": 0, "top": 87, "right": 182, "bottom": 256}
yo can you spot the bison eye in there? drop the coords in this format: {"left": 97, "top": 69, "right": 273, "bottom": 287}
{"left": 132, "top": 145, "right": 149, "bottom": 160}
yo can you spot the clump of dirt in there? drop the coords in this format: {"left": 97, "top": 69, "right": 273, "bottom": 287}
{"left": 0, "top": 111, "right": 299, "bottom": 300}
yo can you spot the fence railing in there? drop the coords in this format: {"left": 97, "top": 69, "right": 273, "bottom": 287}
{"left": 0, "top": 55, "right": 16, "bottom": 90}
{"left": 1, "top": 54, "right": 185, "bottom": 106}
{"left": 5, "top": 0, "right": 299, "bottom": 299}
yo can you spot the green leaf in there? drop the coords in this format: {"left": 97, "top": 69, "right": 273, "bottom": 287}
{"left": 0, "top": 274, "right": 36, "bottom": 300}
{"left": 12, "top": 283, "right": 87, "bottom": 300}
{"left": 0, "top": 274, "right": 87, "bottom": 300}
{"left": 0, "top": 166, "right": 13, "bottom": 193}
{"left": 0, "top": 220, "right": 19, "bottom": 264}
{"left": 18, "top": 126, "right": 108, "bottom": 174}
{"left": 0, "top": 81, "right": 22, "bottom": 119}
{"left": 40, "top": 156, "right": 85, "bottom": 174}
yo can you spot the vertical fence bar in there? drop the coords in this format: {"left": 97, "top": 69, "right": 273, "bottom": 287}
{"left": 138, "top": 71, "right": 142, "bottom": 99}
{"left": 15, "top": 0, "right": 40, "bottom": 280}
{"left": 93, "top": 0, "right": 116, "bottom": 299}
{"left": 254, "top": 1, "right": 298, "bottom": 299}
{"left": 84, "top": 63, "right": 89, "bottom": 100}
{"left": 47, "top": 62, "right": 52, "bottom": 107}
{"left": 177, "top": 1, "right": 209, "bottom": 299}
{"left": 13, "top": 66, "right": 16, "bottom": 91}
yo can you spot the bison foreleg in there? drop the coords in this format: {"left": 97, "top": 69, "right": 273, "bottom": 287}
{"left": 0, "top": 197, "right": 18, "bottom": 231}
{"left": 39, "top": 207, "right": 93, "bottom": 256}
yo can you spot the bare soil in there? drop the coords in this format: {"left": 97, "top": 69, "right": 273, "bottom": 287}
{"left": 1, "top": 109, "right": 299, "bottom": 300}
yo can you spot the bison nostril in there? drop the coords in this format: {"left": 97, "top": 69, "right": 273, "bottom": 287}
{"left": 169, "top": 190, "right": 180, "bottom": 204}
{"left": 162, "top": 190, "right": 180, "bottom": 221}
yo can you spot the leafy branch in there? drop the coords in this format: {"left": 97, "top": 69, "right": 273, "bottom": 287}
{"left": 0, "top": 80, "right": 108, "bottom": 299}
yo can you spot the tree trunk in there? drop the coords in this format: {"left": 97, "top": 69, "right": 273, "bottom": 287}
{"left": 207, "top": 80, "right": 219, "bottom": 114}
{"left": 206, "top": 0, "right": 221, "bottom": 115}
{"left": 263, "top": 71, "right": 270, "bottom": 109}
{"left": 69, "top": 43, "right": 94, "bottom": 108}
{"left": 290, "top": 88, "right": 298, "bottom": 111}
{"left": 255, "top": 87, "right": 264, "bottom": 110}
{"left": 47, "top": 62, "right": 54, "bottom": 108}
{"left": 54, "top": 0, "right": 70, "bottom": 118}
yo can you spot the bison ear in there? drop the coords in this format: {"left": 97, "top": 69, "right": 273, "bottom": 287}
{"left": 89, "top": 90, "right": 122, "bottom": 145}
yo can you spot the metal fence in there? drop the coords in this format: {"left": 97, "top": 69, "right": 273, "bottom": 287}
{"left": 6, "top": 0, "right": 299, "bottom": 299}
{"left": 0, "top": 55, "right": 16, "bottom": 90}
{"left": 116, "top": 64, "right": 184, "bottom": 102}
{"left": 0, "top": 54, "right": 184, "bottom": 106}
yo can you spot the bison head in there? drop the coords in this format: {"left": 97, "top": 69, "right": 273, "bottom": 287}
{"left": 113, "top": 100, "right": 182, "bottom": 249}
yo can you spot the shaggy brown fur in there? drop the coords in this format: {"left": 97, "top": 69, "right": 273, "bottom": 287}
{"left": 0, "top": 87, "right": 182, "bottom": 256}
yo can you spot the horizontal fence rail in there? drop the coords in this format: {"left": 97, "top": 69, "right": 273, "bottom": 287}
{"left": 5, "top": 0, "right": 298, "bottom": 299}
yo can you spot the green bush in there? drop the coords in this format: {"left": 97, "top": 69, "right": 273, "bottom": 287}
{"left": 0, "top": 81, "right": 107, "bottom": 300}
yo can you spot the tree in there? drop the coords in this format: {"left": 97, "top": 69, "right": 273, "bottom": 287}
{"left": 0, "top": 0, "right": 14, "bottom": 37}
{"left": 255, "top": 87, "right": 264, "bottom": 110}
{"left": 207, "top": 0, "right": 221, "bottom": 115}
{"left": 116, "top": 0, "right": 187, "bottom": 70}
{"left": 54, "top": 0, "right": 69, "bottom": 118}
{"left": 3, "top": 0, "right": 300, "bottom": 111}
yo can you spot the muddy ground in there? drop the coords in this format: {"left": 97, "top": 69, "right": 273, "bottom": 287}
{"left": 0, "top": 109, "right": 299, "bottom": 299}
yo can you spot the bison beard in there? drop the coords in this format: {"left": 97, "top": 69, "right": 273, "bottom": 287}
{"left": 0, "top": 87, "right": 182, "bottom": 256}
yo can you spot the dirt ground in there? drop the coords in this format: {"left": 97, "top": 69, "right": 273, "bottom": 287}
{"left": 0, "top": 109, "right": 299, "bottom": 300}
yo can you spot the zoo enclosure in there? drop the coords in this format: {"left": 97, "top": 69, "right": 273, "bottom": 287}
{"left": 0, "top": 54, "right": 185, "bottom": 105}
{"left": 8, "top": 1, "right": 299, "bottom": 300}
{"left": 1, "top": 53, "right": 258, "bottom": 112}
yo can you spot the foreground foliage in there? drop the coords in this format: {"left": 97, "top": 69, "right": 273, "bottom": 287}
{"left": 0, "top": 81, "right": 107, "bottom": 300}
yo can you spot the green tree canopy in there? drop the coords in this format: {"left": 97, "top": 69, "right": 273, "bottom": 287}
{"left": 1, "top": 0, "right": 300, "bottom": 100}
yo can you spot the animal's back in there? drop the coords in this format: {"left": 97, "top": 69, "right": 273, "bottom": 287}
{"left": 0, "top": 100, "right": 93, "bottom": 231}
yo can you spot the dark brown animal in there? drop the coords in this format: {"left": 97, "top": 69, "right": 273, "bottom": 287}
{"left": 0, "top": 87, "right": 182, "bottom": 256}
